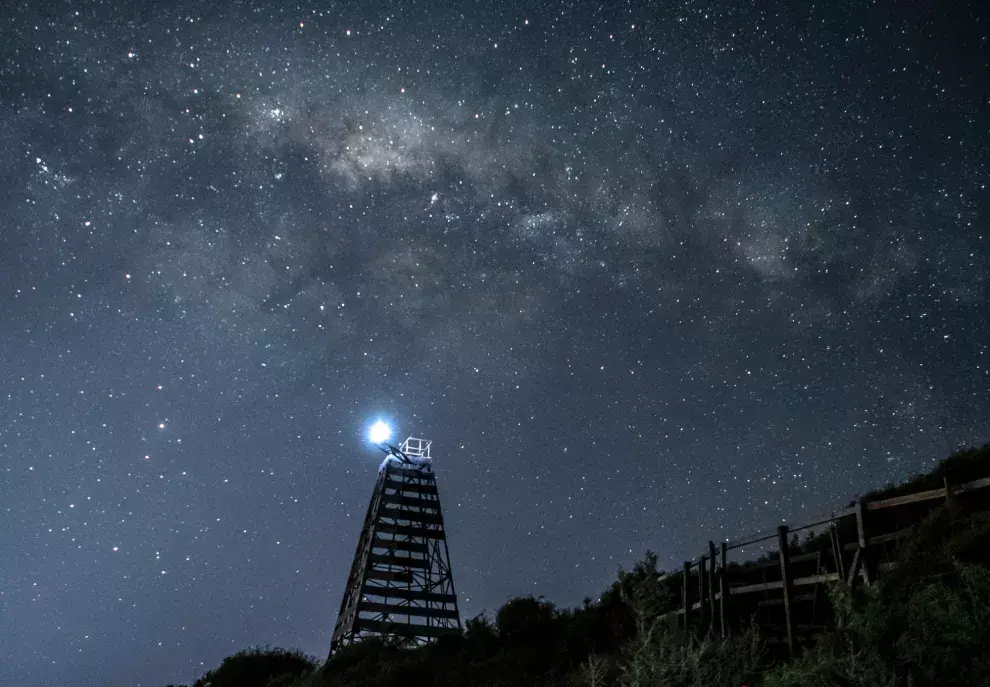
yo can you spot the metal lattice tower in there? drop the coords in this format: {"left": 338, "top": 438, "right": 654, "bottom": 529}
{"left": 329, "top": 437, "right": 461, "bottom": 656}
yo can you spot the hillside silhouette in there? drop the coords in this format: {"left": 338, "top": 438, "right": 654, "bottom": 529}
{"left": 167, "top": 444, "right": 990, "bottom": 687}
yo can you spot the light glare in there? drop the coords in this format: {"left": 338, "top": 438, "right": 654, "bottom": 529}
{"left": 368, "top": 420, "right": 391, "bottom": 444}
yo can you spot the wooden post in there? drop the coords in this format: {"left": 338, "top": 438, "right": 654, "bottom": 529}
{"left": 846, "top": 547, "right": 862, "bottom": 586}
{"left": 854, "top": 499, "right": 873, "bottom": 586}
{"left": 719, "top": 541, "right": 729, "bottom": 637}
{"left": 810, "top": 550, "right": 822, "bottom": 627}
{"left": 777, "top": 525, "right": 796, "bottom": 657}
{"left": 682, "top": 561, "right": 691, "bottom": 627}
{"left": 708, "top": 541, "right": 717, "bottom": 635}
{"left": 828, "top": 516, "right": 844, "bottom": 583}
{"left": 698, "top": 554, "right": 707, "bottom": 629}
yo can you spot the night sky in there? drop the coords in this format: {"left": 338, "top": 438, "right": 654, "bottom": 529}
{"left": 1, "top": 1, "right": 988, "bottom": 685}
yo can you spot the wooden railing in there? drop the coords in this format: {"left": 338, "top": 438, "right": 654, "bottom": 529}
{"left": 656, "top": 474, "right": 990, "bottom": 655}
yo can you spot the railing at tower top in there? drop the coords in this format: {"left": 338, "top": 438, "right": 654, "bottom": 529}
{"left": 651, "top": 473, "right": 990, "bottom": 657}
{"left": 400, "top": 437, "right": 432, "bottom": 460}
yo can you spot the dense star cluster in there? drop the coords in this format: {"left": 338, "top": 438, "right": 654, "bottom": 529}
{"left": 1, "top": 1, "right": 988, "bottom": 685}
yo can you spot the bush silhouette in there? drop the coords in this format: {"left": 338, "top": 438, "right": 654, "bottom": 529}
{"left": 192, "top": 646, "right": 314, "bottom": 687}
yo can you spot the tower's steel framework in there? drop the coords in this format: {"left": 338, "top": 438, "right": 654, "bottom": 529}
{"left": 329, "top": 437, "right": 461, "bottom": 655}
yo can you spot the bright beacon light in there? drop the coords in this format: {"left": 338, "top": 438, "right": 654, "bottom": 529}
{"left": 368, "top": 420, "right": 391, "bottom": 444}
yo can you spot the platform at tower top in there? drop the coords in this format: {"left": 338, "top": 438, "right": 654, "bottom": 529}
{"left": 378, "top": 437, "right": 433, "bottom": 473}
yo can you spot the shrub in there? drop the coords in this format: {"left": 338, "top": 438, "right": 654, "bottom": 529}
{"left": 192, "top": 646, "right": 315, "bottom": 687}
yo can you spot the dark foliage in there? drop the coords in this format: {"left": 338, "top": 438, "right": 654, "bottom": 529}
{"left": 765, "top": 525, "right": 990, "bottom": 687}
{"left": 190, "top": 646, "right": 315, "bottom": 687}
{"left": 857, "top": 443, "right": 990, "bottom": 504}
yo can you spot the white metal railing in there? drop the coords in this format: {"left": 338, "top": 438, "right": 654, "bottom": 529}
{"left": 401, "top": 437, "right": 432, "bottom": 460}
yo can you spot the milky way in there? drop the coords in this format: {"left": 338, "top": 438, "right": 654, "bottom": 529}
{"left": 1, "top": 2, "right": 988, "bottom": 685}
